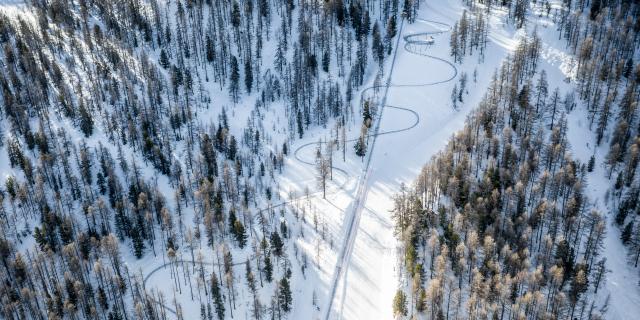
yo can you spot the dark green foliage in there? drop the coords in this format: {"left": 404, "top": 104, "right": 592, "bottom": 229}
{"left": 278, "top": 277, "right": 292, "bottom": 312}
{"left": 263, "top": 254, "right": 273, "bottom": 283}
{"left": 587, "top": 155, "right": 595, "bottom": 172}
{"left": 555, "top": 239, "right": 575, "bottom": 283}
{"left": 228, "top": 136, "right": 237, "bottom": 160}
{"left": 233, "top": 220, "right": 247, "bottom": 248}
{"left": 392, "top": 290, "right": 408, "bottom": 317}
{"left": 131, "top": 225, "right": 145, "bottom": 258}
{"left": 297, "top": 110, "right": 304, "bottom": 138}
{"left": 386, "top": 16, "right": 397, "bottom": 54}
{"left": 211, "top": 274, "right": 225, "bottom": 320}
{"left": 270, "top": 231, "right": 284, "bottom": 257}
{"left": 229, "top": 55, "right": 240, "bottom": 102}
{"left": 160, "top": 49, "right": 169, "bottom": 68}
{"left": 622, "top": 221, "right": 634, "bottom": 245}
{"left": 372, "top": 22, "right": 385, "bottom": 66}
{"left": 362, "top": 100, "right": 372, "bottom": 127}
{"left": 78, "top": 104, "right": 94, "bottom": 137}
{"left": 354, "top": 136, "right": 366, "bottom": 158}
{"left": 244, "top": 58, "right": 253, "bottom": 93}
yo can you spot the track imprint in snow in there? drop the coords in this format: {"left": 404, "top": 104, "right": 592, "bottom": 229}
{"left": 143, "top": 17, "right": 458, "bottom": 319}
{"left": 324, "top": 18, "right": 458, "bottom": 320}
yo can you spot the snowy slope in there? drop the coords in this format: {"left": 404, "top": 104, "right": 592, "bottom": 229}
{"left": 322, "top": 1, "right": 520, "bottom": 318}
{"left": 528, "top": 3, "right": 640, "bottom": 318}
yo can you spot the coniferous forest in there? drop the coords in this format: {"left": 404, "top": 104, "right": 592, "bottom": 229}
{"left": 0, "top": 0, "right": 639, "bottom": 319}
{"left": 392, "top": 0, "right": 640, "bottom": 319}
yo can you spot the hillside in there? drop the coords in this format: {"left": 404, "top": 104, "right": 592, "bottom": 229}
{"left": 1, "top": 0, "right": 639, "bottom": 319}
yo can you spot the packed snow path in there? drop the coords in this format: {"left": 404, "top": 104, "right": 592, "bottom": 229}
{"left": 323, "top": 18, "right": 457, "bottom": 320}
{"left": 142, "top": 259, "right": 250, "bottom": 315}
{"left": 142, "top": 16, "right": 458, "bottom": 319}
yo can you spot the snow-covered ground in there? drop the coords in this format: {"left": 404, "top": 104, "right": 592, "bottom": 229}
{"left": 565, "top": 102, "right": 640, "bottom": 320}
{"left": 318, "top": 0, "right": 640, "bottom": 318}
{"left": 2, "top": 0, "right": 638, "bottom": 318}
{"left": 317, "top": 1, "right": 520, "bottom": 318}
{"left": 527, "top": 3, "right": 640, "bottom": 318}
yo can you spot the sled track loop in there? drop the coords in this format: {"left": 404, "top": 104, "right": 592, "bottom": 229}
{"left": 144, "top": 17, "right": 457, "bottom": 319}
{"left": 323, "top": 17, "right": 457, "bottom": 320}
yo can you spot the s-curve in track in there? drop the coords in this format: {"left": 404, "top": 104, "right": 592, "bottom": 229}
{"left": 144, "top": 17, "right": 457, "bottom": 319}
{"left": 321, "top": 17, "right": 458, "bottom": 320}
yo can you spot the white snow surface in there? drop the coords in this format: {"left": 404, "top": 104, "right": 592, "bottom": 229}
{"left": 529, "top": 4, "right": 640, "bottom": 319}
{"left": 320, "top": 1, "right": 518, "bottom": 319}
{"left": 1, "top": 0, "right": 639, "bottom": 319}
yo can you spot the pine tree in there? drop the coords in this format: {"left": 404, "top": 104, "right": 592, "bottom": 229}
{"left": 372, "top": 22, "right": 384, "bottom": 67}
{"left": 621, "top": 221, "right": 634, "bottom": 245}
{"left": 270, "top": 231, "right": 284, "bottom": 257}
{"left": 450, "top": 23, "right": 460, "bottom": 63}
{"left": 206, "top": 36, "right": 215, "bottom": 63}
{"left": 78, "top": 104, "right": 94, "bottom": 137}
{"left": 131, "top": 225, "right": 145, "bottom": 258}
{"left": 263, "top": 254, "right": 273, "bottom": 283}
{"left": 322, "top": 49, "right": 330, "bottom": 73}
{"left": 363, "top": 100, "right": 373, "bottom": 127}
{"left": 228, "top": 136, "right": 238, "bottom": 160}
{"left": 451, "top": 83, "right": 458, "bottom": 110}
{"left": 278, "top": 277, "right": 292, "bottom": 313}
{"left": 245, "top": 58, "right": 253, "bottom": 93}
{"left": 385, "top": 15, "right": 397, "bottom": 55}
{"left": 211, "top": 274, "right": 225, "bottom": 320}
{"left": 297, "top": 110, "right": 304, "bottom": 138}
{"left": 230, "top": 55, "right": 240, "bottom": 102}
{"left": 354, "top": 135, "right": 366, "bottom": 159}
{"left": 160, "top": 49, "right": 170, "bottom": 68}
{"left": 588, "top": 155, "right": 595, "bottom": 172}
{"left": 231, "top": 1, "right": 241, "bottom": 29}
{"left": 392, "top": 290, "right": 408, "bottom": 317}
{"left": 234, "top": 220, "right": 247, "bottom": 248}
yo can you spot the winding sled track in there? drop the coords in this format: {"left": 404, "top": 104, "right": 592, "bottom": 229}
{"left": 321, "top": 17, "right": 458, "bottom": 320}
{"left": 143, "top": 17, "right": 457, "bottom": 319}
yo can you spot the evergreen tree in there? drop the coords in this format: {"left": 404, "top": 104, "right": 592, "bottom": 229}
{"left": 160, "top": 49, "right": 170, "bottom": 68}
{"left": 206, "top": 36, "right": 215, "bottom": 63}
{"left": 230, "top": 55, "right": 240, "bottom": 102}
{"left": 78, "top": 104, "right": 94, "bottom": 137}
{"left": 297, "top": 110, "right": 304, "bottom": 138}
{"left": 131, "top": 225, "right": 145, "bottom": 259}
{"left": 362, "top": 100, "right": 373, "bottom": 127}
{"left": 622, "top": 221, "right": 634, "bottom": 245}
{"left": 392, "top": 290, "right": 408, "bottom": 317}
{"left": 372, "top": 23, "right": 384, "bottom": 67}
{"left": 278, "top": 277, "right": 292, "bottom": 313}
{"left": 211, "top": 274, "right": 225, "bottom": 320}
{"left": 385, "top": 16, "right": 397, "bottom": 55}
{"left": 270, "top": 231, "right": 284, "bottom": 257}
{"left": 264, "top": 254, "right": 273, "bottom": 283}
{"left": 234, "top": 220, "right": 247, "bottom": 248}
{"left": 245, "top": 58, "right": 253, "bottom": 93}
{"left": 354, "top": 135, "right": 367, "bottom": 159}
